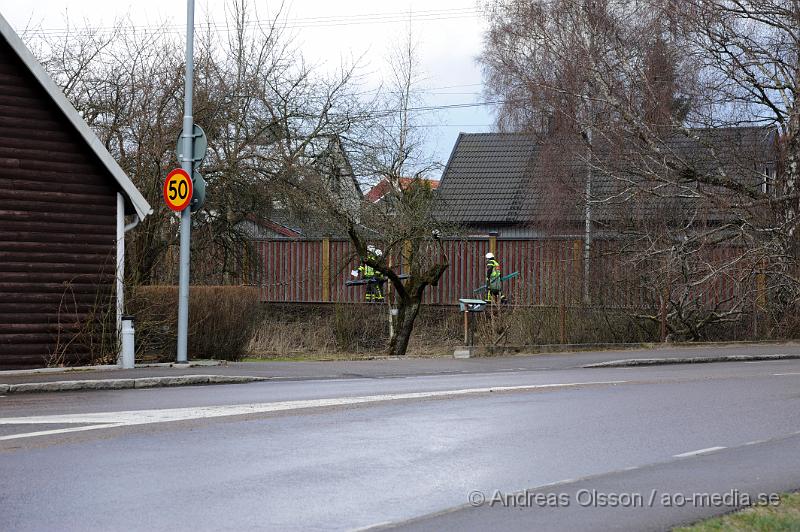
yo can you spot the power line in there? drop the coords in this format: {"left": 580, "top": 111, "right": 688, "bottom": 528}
{"left": 428, "top": 91, "right": 484, "bottom": 96}
{"left": 419, "top": 82, "right": 484, "bottom": 91}
{"left": 22, "top": 7, "right": 482, "bottom": 38}
{"left": 298, "top": 99, "right": 507, "bottom": 121}
{"left": 384, "top": 100, "right": 506, "bottom": 113}
{"left": 221, "top": 94, "right": 502, "bottom": 116}
{"left": 413, "top": 124, "right": 494, "bottom": 128}
{"left": 19, "top": 10, "right": 491, "bottom": 114}
{"left": 345, "top": 83, "right": 484, "bottom": 98}
{"left": 208, "top": 96, "right": 501, "bottom": 121}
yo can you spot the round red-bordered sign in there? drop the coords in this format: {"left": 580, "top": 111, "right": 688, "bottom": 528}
{"left": 163, "top": 168, "right": 193, "bottom": 212}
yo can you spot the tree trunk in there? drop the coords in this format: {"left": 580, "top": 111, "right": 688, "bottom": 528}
{"left": 388, "top": 297, "right": 422, "bottom": 357}
{"left": 774, "top": 115, "right": 800, "bottom": 310}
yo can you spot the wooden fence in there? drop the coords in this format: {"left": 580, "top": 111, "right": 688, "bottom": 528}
{"left": 248, "top": 237, "right": 756, "bottom": 309}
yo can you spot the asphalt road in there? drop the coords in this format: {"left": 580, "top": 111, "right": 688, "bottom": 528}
{"left": 1, "top": 356, "right": 800, "bottom": 531}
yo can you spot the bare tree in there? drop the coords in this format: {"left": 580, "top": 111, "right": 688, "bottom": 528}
{"left": 676, "top": 0, "right": 800, "bottom": 321}
{"left": 26, "top": 1, "right": 368, "bottom": 286}
{"left": 277, "top": 32, "right": 452, "bottom": 357}
{"left": 350, "top": 33, "right": 453, "bottom": 357}
{"left": 480, "top": 0, "right": 793, "bottom": 338}
{"left": 29, "top": 17, "right": 185, "bottom": 285}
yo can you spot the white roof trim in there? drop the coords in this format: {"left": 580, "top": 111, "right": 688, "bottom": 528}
{"left": 0, "top": 13, "right": 153, "bottom": 220}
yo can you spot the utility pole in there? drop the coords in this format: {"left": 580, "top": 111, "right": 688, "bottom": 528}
{"left": 583, "top": 122, "right": 592, "bottom": 306}
{"left": 176, "top": 0, "right": 195, "bottom": 363}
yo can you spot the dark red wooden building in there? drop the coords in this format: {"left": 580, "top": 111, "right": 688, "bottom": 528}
{"left": 0, "top": 14, "right": 152, "bottom": 369}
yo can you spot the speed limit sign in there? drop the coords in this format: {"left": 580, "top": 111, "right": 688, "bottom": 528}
{"left": 163, "top": 168, "right": 193, "bottom": 212}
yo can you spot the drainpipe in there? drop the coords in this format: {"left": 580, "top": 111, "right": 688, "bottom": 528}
{"left": 117, "top": 193, "right": 140, "bottom": 368}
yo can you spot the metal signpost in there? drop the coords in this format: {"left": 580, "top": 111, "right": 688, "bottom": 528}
{"left": 176, "top": 0, "right": 199, "bottom": 364}
{"left": 175, "top": 124, "right": 207, "bottom": 212}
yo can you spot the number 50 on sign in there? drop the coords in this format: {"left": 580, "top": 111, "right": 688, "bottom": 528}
{"left": 163, "top": 168, "right": 193, "bottom": 211}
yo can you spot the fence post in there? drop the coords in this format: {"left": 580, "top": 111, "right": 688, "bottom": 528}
{"left": 559, "top": 303, "right": 566, "bottom": 344}
{"left": 489, "top": 231, "right": 498, "bottom": 256}
{"left": 752, "top": 297, "right": 759, "bottom": 338}
{"left": 321, "top": 237, "right": 330, "bottom": 302}
{"left": 573, "top": 240, "right": 582, "bottom": 303}
{"left": 756, "top": 260, "right": 766, "bottom": 307}
{"left": 403, "top": 240, "right": 412, "bottom": 275}
{"left": 242, "top": 242, "right": 250, "bottom": 284}
{"left": 754, "top": 259, "right": 767, "bottom": 339}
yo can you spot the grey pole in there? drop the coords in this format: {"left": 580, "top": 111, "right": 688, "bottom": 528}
{"left": 176, "top": 0, "right": 195, "bottom": 363}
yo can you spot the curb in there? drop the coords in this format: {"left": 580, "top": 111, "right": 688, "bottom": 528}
{"left": 0, "top": 375, "right": 265, "bottom": 395}
{"left": 450, "top": 341, "right": 800, "bottom": 359}
{"left": 0, "top": 360, "right": 223, "bottom": 377}
{"left": 583, "top": 353, "right": 800, "bottom": 368}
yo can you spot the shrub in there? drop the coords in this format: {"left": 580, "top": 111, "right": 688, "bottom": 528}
{"left": 130, "top": 286, "right": 261, "bottom": 361}
{"left": 49, "top": 282, "right": 118, "bottom": 367}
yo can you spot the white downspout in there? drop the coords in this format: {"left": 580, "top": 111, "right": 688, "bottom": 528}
{"left": 117, "top": 193, "right": 140, "bottom": 367}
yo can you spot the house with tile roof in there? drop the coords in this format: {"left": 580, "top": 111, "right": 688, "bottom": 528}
{"left": 436, "top": 128, "right": 779, "bottom": 238}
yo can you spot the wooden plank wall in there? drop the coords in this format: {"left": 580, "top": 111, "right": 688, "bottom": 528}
{"left": 251, "top": 237, "right": 751, "bottom": 309}
{"left": 0, "top": 39, "right": 119, "bottom": 369}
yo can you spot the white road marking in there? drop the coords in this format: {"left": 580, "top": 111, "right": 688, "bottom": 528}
{"left": 0, "top": 424, "right": 125, "bottom": 441}
{"left": 673, "top": 446, "right": 726, "bottom": 458}
{"left": 773, "top": 372, "right": 800, "bottom": 376}
{"left": 0, "top": 381, "right": 626, "bottom": 440}
{"left": 268, "top": 375, "right": 344, "bottom": 380}
{"left": 351, "top": 522, "right": 392, "bottom": 532}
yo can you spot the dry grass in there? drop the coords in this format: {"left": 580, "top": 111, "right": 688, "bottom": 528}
{"left": 243, "top": 304, "right": 660, "bottom": 358}
{"left": 131, "top": 295, "right": 760, "bottom": 361}
{"left": 247, "top": 304, "right": 389, "bottom": 356}
{"left": 471, "top": 304, "right": 658, "bottom": 347}
{"left": 674, "top": 492, "right": 800, "bottom": 531}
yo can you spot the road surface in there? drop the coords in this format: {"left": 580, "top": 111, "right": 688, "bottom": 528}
{"left": 1, "top": 353, "right": 799, "bottom": 531}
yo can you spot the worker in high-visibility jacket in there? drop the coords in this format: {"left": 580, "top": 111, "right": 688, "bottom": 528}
{"left": 485, "top": 252, "right": 505, "bottom": 304}
{"left": 355, "top": 245, "right": 385, "bottom": 302}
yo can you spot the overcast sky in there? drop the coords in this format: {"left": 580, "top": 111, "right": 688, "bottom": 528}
{"left": 2, "top": 1, "right": 495, "bottom": 177}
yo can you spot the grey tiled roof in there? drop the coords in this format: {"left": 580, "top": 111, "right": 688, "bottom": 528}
{"left": 668, "top": 126, "right": 776, "bottom": 187}
{"left": 436, "top": 133, "right": 538, "bottom": 223}
{"left": 438, "top": 127, "right": 777, "bottom": 226}
{"left": 603, "top": 126, "right": 778, "bottom": 225}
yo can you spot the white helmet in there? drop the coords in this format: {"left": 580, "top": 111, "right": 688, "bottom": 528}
{"left": 374, "top": 248, "right": 383, "bottom": 257}
{"left": 367, "top": 245, "right": 376, "bottom": 254}
{"left": 485, "top": 252, "right": 495, "bottom": 260}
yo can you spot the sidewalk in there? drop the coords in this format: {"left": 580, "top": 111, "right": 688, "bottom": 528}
{"left": 2, "top": 342, "right": 799, "bottom": 394}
